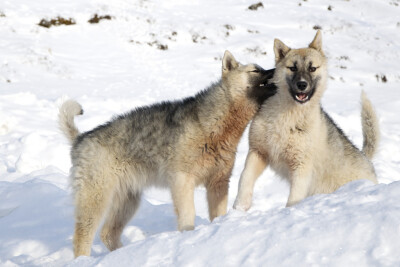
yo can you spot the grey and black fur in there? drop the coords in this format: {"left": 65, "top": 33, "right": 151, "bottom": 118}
{"left": 59, "top": 50, "right": 276, "bottom": 257}
{"left": 234, "top": 30, "right": 380, "bottom": 211}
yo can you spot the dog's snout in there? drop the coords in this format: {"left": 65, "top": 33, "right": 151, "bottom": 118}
{"left": 296, "top": 81, "right": 308, "bottom": 91}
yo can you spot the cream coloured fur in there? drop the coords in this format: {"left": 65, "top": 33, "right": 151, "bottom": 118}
{"left": 234, "top": 30, "right": 379, "bottom": 210}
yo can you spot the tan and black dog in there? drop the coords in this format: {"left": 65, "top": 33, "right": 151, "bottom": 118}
{"left": 234, "top": 31, "right": 379, "bottom": 210}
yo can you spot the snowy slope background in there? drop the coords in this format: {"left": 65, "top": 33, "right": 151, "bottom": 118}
{"left": 1, "top": 0, "right": 400, "bottom": 266}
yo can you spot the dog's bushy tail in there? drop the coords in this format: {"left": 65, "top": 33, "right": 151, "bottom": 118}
{"left": 361, "top": 91, "right": 379, "bottom": 159}
{"left": 59, "top": 100, "right": 83, "bottom": 144}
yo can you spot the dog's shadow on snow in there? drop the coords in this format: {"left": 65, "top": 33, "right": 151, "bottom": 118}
{"left": 127, "top": 199, "right": 209, "bottom": 236}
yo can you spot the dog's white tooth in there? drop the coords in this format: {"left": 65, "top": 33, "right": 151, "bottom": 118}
{"left": 260, "top": 84, "right": 265, "bottom": 87}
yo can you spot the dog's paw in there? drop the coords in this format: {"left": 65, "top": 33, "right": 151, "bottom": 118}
{"left": 286, "top": 199, "right": 300, "bottom": 207}
{"left": 179, "top": 225, "right": 195, "bottom": 232}
{"left": 233, "top": 197, "right": 252, "bottom": 211}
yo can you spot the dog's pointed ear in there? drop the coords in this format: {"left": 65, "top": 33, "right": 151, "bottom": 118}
{"left": 222, "top": 50, "right": 239, "bottom": 73}
{"left": 274, "top": 39, "right": 291, "bottom": 63}
{"left": 309, "top": 30, "right": 323, "bottom": 52}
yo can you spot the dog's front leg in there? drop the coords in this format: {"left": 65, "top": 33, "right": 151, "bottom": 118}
{"left": 233, "top": 150, "right": 268, "bottom": 211}
{"left": 170, "top": 172, "right": 196, "bottom": 231}
{"left": 286, "top": 166, "right": 313, "bottom": 207}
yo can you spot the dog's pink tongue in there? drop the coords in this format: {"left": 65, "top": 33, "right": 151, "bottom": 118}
{"left": 298, "top": 93, "right": 307, "bottom": 100}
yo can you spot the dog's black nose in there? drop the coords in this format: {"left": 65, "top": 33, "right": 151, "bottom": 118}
{"left": 296, "top": 81, "right": 308, "bottom": 91}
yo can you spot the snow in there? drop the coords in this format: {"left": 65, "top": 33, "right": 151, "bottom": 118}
{"left": 69, "top": 180, "right": 400, "bottom": 267}
{"left": 0, "top": 0, "right": 399, "bottom": 266}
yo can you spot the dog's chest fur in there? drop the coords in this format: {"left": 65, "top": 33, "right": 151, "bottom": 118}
{"left": 180, "top": 100, "right": 257, "bottom": 184}
{"left": 252, "top": 99, "right": 321, "bottom": 174}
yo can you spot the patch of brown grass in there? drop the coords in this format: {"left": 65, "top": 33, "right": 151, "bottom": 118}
{"left": 38, "top": 17, "right": 76, "bottom": 28}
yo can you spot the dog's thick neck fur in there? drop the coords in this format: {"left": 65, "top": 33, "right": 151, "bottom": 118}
{"left": 196, "top": 79, "right": 259, "bottom": 141}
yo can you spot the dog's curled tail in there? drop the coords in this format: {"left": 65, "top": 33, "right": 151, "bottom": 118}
{"left": 59, "top": 100, "right": 83, "bottom": 144}
{"left": 361, "top": 91, "right": 379, "bottom": 159}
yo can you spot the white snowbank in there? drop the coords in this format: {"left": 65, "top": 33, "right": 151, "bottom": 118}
{"left": 71, "top": 180, "right": 400, "bottom": 267}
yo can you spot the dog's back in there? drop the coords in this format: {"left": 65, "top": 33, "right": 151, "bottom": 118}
{"left": 74, "top": 99, "right": 195, "bottom": 161}
{"left": 307, "top": 106, "right": 378, "bottom": 194}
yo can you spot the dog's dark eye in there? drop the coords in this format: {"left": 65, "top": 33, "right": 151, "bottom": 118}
{"left": 288, "top": 66, "right": 297, "bottom": 72}
{"left": 309, "top": 66, "right": 317, "bottom": 72}
{"left": 251, "top": 69, "right": 261, "bottom": 73}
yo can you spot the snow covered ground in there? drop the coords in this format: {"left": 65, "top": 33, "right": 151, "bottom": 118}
{"left": 0, "top": 0, "right": 399, "bottom": 266}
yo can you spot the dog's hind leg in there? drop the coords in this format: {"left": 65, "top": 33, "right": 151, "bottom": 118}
{"left": 100, "top": 190, "right": 142, "bottom": 251}
{"left": 73, "top": 174, "right": 116, "bottom": 257}
{"left": 206, "top": 173, "right": 230, "bottom": 222}
{"left": 233, "top": 150, "right": 268, "bottom": 211}
{"left": 170, "top": 172, "right": 196, "bottom": 231}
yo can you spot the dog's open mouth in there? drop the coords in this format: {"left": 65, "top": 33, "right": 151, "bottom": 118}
{"left": 258, "top": 68, "right": 275, "bottom": 89}
{"left": 259, "top": 78, "right": 271, "bottom": 89}
{"left": 259, "top": 79, "right": 276, "bottom": 91}
{"left": 295, "top": 92, "right": 309, "bottom": 103}
{"left": 291, "top": 89, "right": 314, "bottom": 104}
{"left": 259, "top": 82, "right": 277, "bottom": 93}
